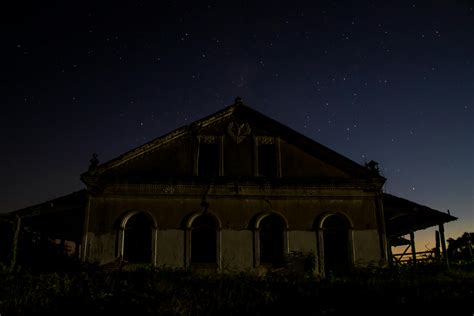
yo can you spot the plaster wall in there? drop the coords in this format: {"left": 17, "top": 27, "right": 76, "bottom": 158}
{"left": 352, "top": 229, "right": 381, "bottom": 266}
{"left": 156, "top": 229, "right": 184, "bottom": 268}
{"left": 221, "top": 230, "right": 254, "bottom": 272}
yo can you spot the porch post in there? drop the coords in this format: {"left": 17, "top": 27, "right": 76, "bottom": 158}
{"left": 387, "top": 238, "right": 394, "bottom": 266}
{"left": 439, "top": 224, "right": 449, "bottom": 269}
{"left": 10, "top": 215, "right": 22, "bottom": 271}
{"left": 375, "top": 194, "right": 388, "bottom": 264}
{"left": 435, "top": 230, "right": 440, "bottom": 260}
{"left": 409, "top": 231, "right": 416, "bottom": 265}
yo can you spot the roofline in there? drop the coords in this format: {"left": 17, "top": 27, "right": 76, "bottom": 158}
{"left": 233, "top": 102, "right": 385, "bottom": 179}
{"left": 383, "top": 193, "right": 458, "bottom": 237}
{"left": 81, "top": 102, "right": 240, "bottom": 178}
{"left": 384, "top": 193, "right": 457, "bottom": 220}
{"left": 6, "top": 189, "right": 87, "bottom": 217}
{"left": 81, "top": 97, "right": 384, "bottom": 181}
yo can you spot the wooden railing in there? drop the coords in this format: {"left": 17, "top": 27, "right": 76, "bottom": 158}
{"left": 391, "top": 244, "right": 440, "bottom": 265}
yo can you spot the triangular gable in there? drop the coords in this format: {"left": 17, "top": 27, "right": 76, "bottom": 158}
{"left": 81, "top": 102, "right": 236, "bottom": 178}
{"left": 81, "top": 98, "right": 382, "bottom": 182}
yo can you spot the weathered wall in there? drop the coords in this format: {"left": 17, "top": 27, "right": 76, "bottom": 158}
{"left": 352, "top": 229, "right": 381, "bottom": 266}
{"left": 85, "top": 191, "right": 382, "bottom": 270}
{"left": 156, "top": 229, "right": 184, "bottom": 268}
{"left": 86, "top": 232, "right": 116, "bottom": 264}
{"left": 279, "top": 140, "right": 349, "bottom": 178}
{"left": 224, "top": 136, "right": 254, "bottom": 177}
{"left": 221, "top": 230, "right": 254, "bottom": 272}
{"left": 288, "top": 231, "right": 317, "bottom": 254}
{"left": 86, "top": 193, "right": 379, "bottom": 233}
{"left": 103, "top": 136, "right": 195, "bottom": 178}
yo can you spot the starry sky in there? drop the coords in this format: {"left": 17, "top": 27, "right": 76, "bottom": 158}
{"left": 1, "top": 1, "right": 472, "bottom": 247}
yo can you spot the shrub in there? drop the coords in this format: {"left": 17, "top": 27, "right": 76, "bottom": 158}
{"left": 0, "top": 264, "right": 472, "bottom": 315}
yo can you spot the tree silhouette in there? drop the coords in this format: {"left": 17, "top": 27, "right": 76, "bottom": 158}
{"left": 447, "top": 232, "right": 473, "bottom": 263}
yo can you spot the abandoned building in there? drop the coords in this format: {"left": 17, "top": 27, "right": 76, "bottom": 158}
{"left": 1, "top": 98, "right": 456, "bottom": 274}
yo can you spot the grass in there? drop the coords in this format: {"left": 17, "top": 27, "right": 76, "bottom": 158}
{"left": 0, "top": 262, "right": 473, "bottom": 315}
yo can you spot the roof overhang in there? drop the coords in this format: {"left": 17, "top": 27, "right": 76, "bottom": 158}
{"left": 383, "top": 193, "right": 457, "bottom": 238}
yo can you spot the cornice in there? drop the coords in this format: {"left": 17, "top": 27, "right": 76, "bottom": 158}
{"left": 97, "top": 179, "right": 382, "bottom": 198}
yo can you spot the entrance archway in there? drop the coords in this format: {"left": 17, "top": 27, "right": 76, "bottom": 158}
{"left": 321, "top": 214, "right": 351, "bottom": 275}
{"left": 259, "top": 214, "right": 286, "bottom": 266}
{"left": 191, "top": 213, "right": 219, "bottom": 264}
{"left": 123, "top": 212, "right": 155, "bottom": 263}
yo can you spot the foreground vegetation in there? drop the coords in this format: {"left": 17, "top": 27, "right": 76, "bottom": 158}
{"left": 0, "top": 262, "right": 473, "bottom": 315}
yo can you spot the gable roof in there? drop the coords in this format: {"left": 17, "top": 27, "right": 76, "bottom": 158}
{"left": 6, "top": 190, "right": 87, "bottom": 218}
{"left": 81, "top": 97, "right": 384, "bottom": 181}
{"left": 4, "top": 190, "right": 87, "bottom": 241}
{"left": 383, "top": 193, "right": 457, "bottom": 237}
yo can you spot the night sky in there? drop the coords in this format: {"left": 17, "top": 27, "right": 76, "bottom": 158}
{"left": 1, "top": 1, "right": 472, "bottom": 247}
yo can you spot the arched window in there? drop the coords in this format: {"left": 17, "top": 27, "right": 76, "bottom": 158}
{"left": 123, "top": 212, "right": 154, "bottom": 263}
{"left": 322, "top": 215, "right": 350, "bottom": 275}
{"left": 259, "top": 214, "right": 285, "bottom": 266}
{"left": 191, "top": 213, "right": 218, "bottom": 264}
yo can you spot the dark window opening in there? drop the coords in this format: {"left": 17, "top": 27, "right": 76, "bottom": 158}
{"left": 198, "top": 143, "right": 219, "bottom": 177}
{"left": 224, "top": 136, "right": 254, "bottom": 177}
{"left": 191, "top": 214, "right": 217, "bottom": 264}
{"left": 123, "top": 213, "right": 153, "bottom": 263}
{"left": 260, "top": 214, "right": 285, "bottom": 266}
{"left": 323, "top": 215, "right": 350, "bottom": 275}
{"left": 258, "top": 144, "right": 277, "bottom": 177}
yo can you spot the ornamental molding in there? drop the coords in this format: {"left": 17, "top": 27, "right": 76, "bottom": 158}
{"left": 256, "top": 136, "right": 275, "bottom": 145}
{"left": 227, "top": 121, "right": 251, "bottom": 144}
{"left": 101, "top": 181, "right": 380, "bottom": 198}
{"left": 162, "top": 185, "right": 176, "bottom": 194}
{"left": 199, "top": 135, "right": 219, "bottom": 144}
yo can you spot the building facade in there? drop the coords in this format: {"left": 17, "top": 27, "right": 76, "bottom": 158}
{"left": 80, "top": 98, "right": 388, "bottom": 275}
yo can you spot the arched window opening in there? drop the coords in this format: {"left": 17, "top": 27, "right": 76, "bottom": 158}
{"left": 260, "top": 214, "right": 285, "bottom": 266}
{"left": 123, "top": 213, "right": 153, "bottom": 263}
{"left": 191, "top": 213, "right": 217, "bottom": 264}
{"left": 322, "top": 215, "right": 350, "bottom": 275}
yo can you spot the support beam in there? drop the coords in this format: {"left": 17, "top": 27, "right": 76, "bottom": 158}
{"left": 374, "top": 194, "right": 388, "bottom": 264}
{"left": 81, "top": 195, "right": 92, "bottom": 262}
{"left": 10, "top": 215, "right": 21, "bottom": 271}
{"left": 393, "top": 244, "right": 411, "bottom": 264}
{"left": 439, "top": 224, "right": 449, "bottom": 269}
{"left": 409, "top": 232, "right": 416, "bottom": 266}
{"left": 387, "top": 239, "right": 393, "bottom": 266}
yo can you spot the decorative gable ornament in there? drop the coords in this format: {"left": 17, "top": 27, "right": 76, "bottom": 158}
{"left": 227, "top": 121, "right": 251, "bottom": 144}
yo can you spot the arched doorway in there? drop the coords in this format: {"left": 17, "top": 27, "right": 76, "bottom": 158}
{"left": 191, "top": 213, "right": 218, "bottom": 264}
{"left": 123, "top": 212, "right": 154, "bottom": 263}
{"left": 259, "top": 214, "right": 286, "bottom": 266}
{"left": 321, "top": 214, "right": 351, "bottom": 275}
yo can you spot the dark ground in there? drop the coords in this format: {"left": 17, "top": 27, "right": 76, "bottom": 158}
{"left": 0, "top": 262, "right": 473, "bottom": 315}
